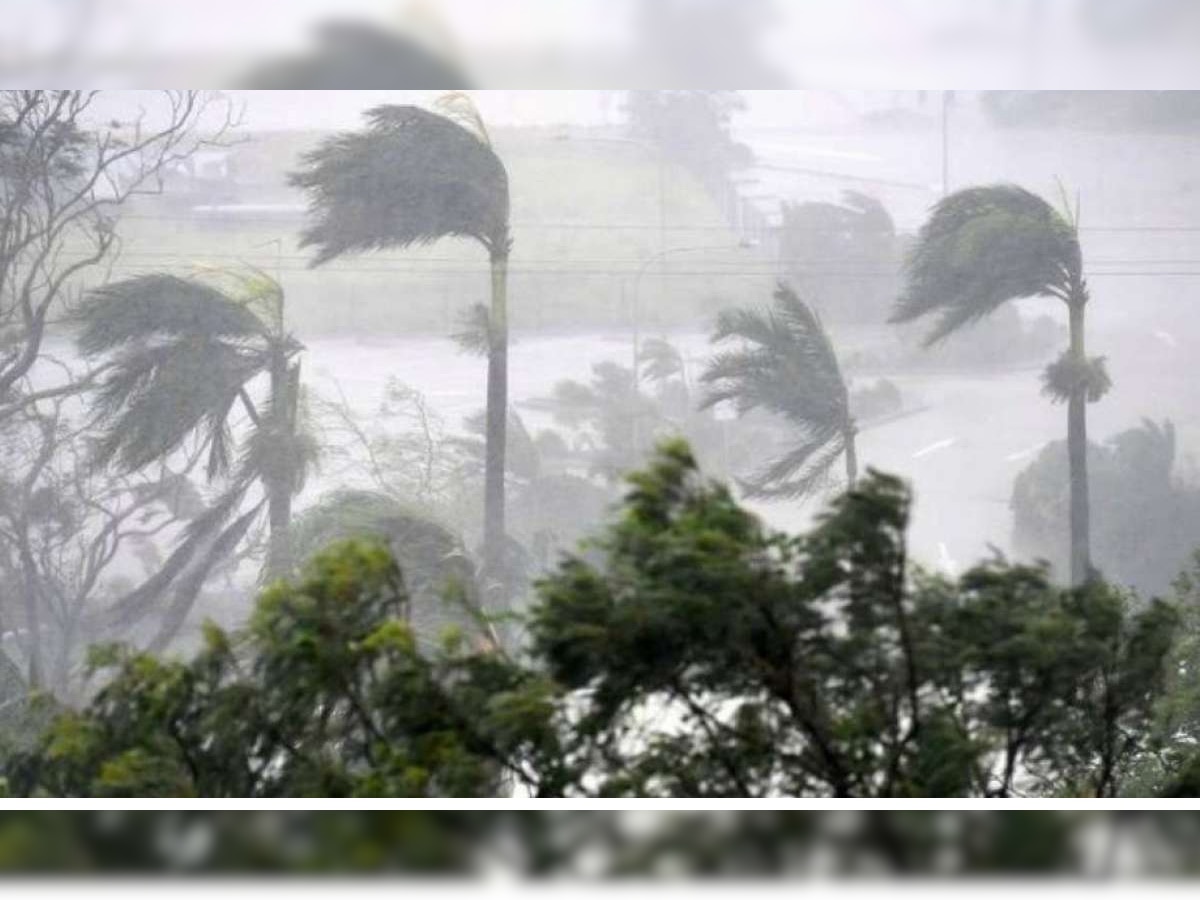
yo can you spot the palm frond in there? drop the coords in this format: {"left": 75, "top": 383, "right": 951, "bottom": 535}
{"left": 75, "top": 271, "right": 303, "bottom": 480}
{"left": 738, "top": 431, "right": 848, "bottom": 500}
{"left": 703, "top": 283, "right": 849, "bottom": 428}
{"left": 451, "top": 302, "right": 492, "bottom": 357}
{"left": 241, "top": 371, "right": 320, "bottom": 496}
{"left": 92, "top": 477, "right": 255, "bottom": 633}
{"left": 76, "top": 274, "right": 267, "bottom": 357}
{"left": 147, "top": 500, "right": 267, "bottom": 652}
{"left": 204, "top": 391, "right": 238, "bottom": 480}
{"left": 703, "top": 282, "right": 853, "bottom": 502}
{"left": 90, "top": 340, "right": 272, "bottom": 474}
{"left": 434, "top": 92, "right": 491, "bottom": 145}
{"left": 202, "top": 265, "right": 286, "bottom": 336}
{"left": 892, "top": 184, "right": 1081, "bottom": 345}
{"left": 289, "top": 104, "right": 510, "bottom": 266}
{"left": 1040, "top": 352, "right": 1112, "bottom": 404}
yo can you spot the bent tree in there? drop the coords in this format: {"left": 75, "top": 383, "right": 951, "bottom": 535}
{"left": 9, "top": 443, "right": 1179, "bottom": 798}
{"left": 702, "top": 282, "right": 859, "bottom": 500}
{"left": 76, "top": 269, "right": 314, "bottom": 583}
{"left": 0, "top": 91, "right": 236, "bottom": 691}
{"left": 290, "top": 97, "right": 513, "bottom": 603}
{"left": 892, "top": 185, "right": 1108, "bottom": 586}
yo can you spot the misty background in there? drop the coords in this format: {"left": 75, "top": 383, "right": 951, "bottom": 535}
{"left": 3, "top": 86, "right": 1200, "bottom": 705}
{"left": 71, "top": 89, "right": 1200, "bottom": 576}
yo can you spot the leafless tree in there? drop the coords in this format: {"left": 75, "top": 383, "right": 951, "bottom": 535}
{"left": 0, "top": 91, "right": 244, "bottom": 697}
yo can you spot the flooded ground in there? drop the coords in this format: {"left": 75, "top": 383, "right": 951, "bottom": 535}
{"left": 299, "top": 309, "right": 1200, "bottom": 578}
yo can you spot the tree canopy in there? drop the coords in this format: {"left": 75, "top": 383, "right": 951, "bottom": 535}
{"left": 289, "top": 104, "right": 510, "bottom": 265}
{"left": 892, "top": 184, "right": 1083, "bottom": 346}
{"left": 5, "top": 442, "right": 1185, "bottom": 798}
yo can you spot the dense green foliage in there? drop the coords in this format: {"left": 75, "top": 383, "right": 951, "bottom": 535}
{"left": 7, "top": 542, "right": 559, "bottom": 797}
{"left": 7, "top": 443, "right": 1186, "bottom": 798}
{"left": 2, "top": 810, "right": 1200, "bottom": 875}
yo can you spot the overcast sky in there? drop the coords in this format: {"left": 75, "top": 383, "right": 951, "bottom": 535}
{"left": 7, "top": 0, "right": 1200, "bottom": 93}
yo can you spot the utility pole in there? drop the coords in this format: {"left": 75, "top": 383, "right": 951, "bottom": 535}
{"left": 941, "top": 90, "right": 952, "bottom": 197}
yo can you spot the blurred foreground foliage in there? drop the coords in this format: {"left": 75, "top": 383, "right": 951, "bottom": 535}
{"left": 4, "top": 442, "right": 1195, "bottom": 798}
{"left": 0, "top": 811, "right": 1199, "bottom": 875}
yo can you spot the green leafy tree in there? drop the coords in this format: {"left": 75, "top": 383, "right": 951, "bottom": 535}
{"left": 76, "top": 270, "right": 315, "bottom": 582}
{"left": 288, "top": 489, "right": 488, "bottom": 648}
{"left": 1130, "top": 554, "right": 1200, "bottom": 797}
{"left": 7, "top": 542, "right": 562, "bottom": 798}
{"left": 529, "top": 442, "right": 1176, "bottom": 797}
{"left": 702, "top": 282, "right": 858, "bottom": 499}
{"left": 892, "top": 184, "right": 1109, "bottom": 586}
{"left": 9, "top": 445, "right": 1179, "bottom": 798}
{"left": 6, "top": 811, "right": 1200, "bottom": 875}
{"left": 290, "top": 97, "right": 513, "bottom": 602}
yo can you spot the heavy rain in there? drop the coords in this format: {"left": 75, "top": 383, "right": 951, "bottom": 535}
{"left": 0, "top": 1, "right": 1199, "bottom": 810}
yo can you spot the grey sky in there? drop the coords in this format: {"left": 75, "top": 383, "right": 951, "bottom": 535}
{"left": 7, "top": 0, "right": 1200, "bottom": 91}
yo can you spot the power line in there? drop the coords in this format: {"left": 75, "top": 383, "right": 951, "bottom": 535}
{"left": 112, "top": 213, "right": 1200, "bottom": 235}
{"left": 51, "top": 247, "right": 1200, "bottom": 270}
{"left": 73, "top": 261, "right": 1200, "bottom": 279}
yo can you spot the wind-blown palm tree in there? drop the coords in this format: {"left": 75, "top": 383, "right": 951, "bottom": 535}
{"left": 289, "top": 97, "right": 513, "bottom": 599}
{"left": 76, "top": 269, "right": 314, "bottom": 581}
{"left": 891, "top": 184, "right": 1109, "bottom": 586}
{"left": 701, "top": 282, "right": 858, "bottom": 499}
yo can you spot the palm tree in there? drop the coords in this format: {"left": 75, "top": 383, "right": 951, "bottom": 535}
{"left": 289, "top": 97, "right": 513, "bottom": 599}
{"left": 891, "top": 184, "right": 1109, "bottom": 586}
{"left": 701, "top": 282, "right": 858, "bottom": 499}
{"left": 76, "top": 269, "right": 314, "bottom": 581}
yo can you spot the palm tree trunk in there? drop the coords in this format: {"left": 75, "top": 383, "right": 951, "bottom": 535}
{"left": 264, "top": 355, "right": 295, "bottom": 581}
{"left": 844, "top": 425, "right": 859, "bottom": 490}
{"left": 483, "top": 247, "right": 509, "bottom": 603}
{"left": 266, "top": 480, "right": 292, "bottom": 581}
{"left": 1067, "top": 297, "right": 1092, "bottom": 586}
